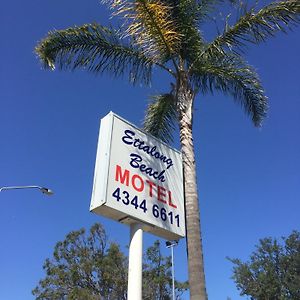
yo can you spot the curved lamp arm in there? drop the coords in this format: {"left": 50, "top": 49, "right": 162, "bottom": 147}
{"left": 0, "top": 185, "right": 54, "bottom": 196}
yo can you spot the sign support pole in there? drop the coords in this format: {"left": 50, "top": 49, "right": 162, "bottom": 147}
{"left": 128, "top": 223, "right": 143, "bottom": 300}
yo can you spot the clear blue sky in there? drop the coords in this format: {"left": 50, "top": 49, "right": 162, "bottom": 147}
{"left": 0, "top": 1, "right": 299, "bottom": 299}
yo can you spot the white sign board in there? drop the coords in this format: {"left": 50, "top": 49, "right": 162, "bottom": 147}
{"left": 90, "top": 112, "right": 185, "bottom": 240}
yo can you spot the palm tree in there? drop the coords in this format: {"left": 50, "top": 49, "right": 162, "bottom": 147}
{"left": 35, "top": 0, "right": 299, "bottom": 299}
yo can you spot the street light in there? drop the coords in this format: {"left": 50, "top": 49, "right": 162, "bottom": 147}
{"left": 166, "top": 240, "right": 179, "bottom": 300}
{"left": 0, "top": 185, "right": 54, "bottom": 196}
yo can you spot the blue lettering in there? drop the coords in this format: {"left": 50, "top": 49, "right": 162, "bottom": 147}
{"left": 122, "top": 129, "right": 174, "bottom": 171}
{"left": 129, "top": 153, "right": 142, "bottom": 169}
{"left": 129, "top": 153, "right": 165, "bottom": 183}
{"left": 122, "top": 130, "right": 135, "bottom": 145}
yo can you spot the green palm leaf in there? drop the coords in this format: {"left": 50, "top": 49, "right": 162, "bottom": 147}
{"left": 35, "top": 23, "right": 153, "bottom": 84}
{"left": 207, "top": 0, "right": 300, "bottom": 54}
{"left": 174, "top": 0, "right": 207, "bottom": 64}
{"left": 104, "top": 0, "right": 182, "bottom": 63}
{"left": 191, "top": 54, "right": 268, "bottom": 126}
{"left": 143, "top": 93, "right": 177, "bottom": 143}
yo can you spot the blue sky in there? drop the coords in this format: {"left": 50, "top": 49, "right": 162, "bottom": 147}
{"left": 0, "top": 0, "right": 299, "bottom": 299}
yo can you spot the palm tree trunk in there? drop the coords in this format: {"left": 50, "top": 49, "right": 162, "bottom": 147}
{"left": 176, "top": 74, "right": 207, "bottom": 300}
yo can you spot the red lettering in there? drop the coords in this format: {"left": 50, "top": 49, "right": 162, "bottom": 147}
{"left": 132, "top": 174, "right": 144, "bottom": 192}
{"left": 157, "top": 186, "right": 167, "bottom": 204}
{"left": 146, "top": 180, "right": 156, "bottom": 197}
{"left": 168, "top": 190, "right": 177, "bottom": 208}
{"left": 115, "top": 166, "right": 176, "bottom": 208}
{"left": 115, "top": 165, "right": 129, "bottom": 186}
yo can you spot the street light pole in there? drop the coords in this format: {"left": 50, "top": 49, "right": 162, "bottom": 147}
{"left": 0, "top": 185, "right": 54, "bottom": 195}
{"left": 166, "top": 240, "right": 179, "bottom": 300}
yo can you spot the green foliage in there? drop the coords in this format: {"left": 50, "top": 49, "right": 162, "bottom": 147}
{"left": 228, "top": 230, "right": 300, "bottom": 300}
{"left": 144, "top": 93, "right": 178, "bottom": 143}
{"left": 191, "top": 53, "right": 267, "bottom": 126}
{"left": 32, "top": 223, "right": 127, "bottom": 299}
{"left": 143, "top": 240, "right": 188, "bottom": 299}
{"left": 104, "top": 0, "right": 183, "bottom": 62}
{"left": 35, "top": 0, "right": 300, "bottom": 141}
{"left": 32, "top": 224, "right": 188, "bottom": 300}
{"left": 209, "top": 0, "right": 300, "bottom": 53}
{"left": 35, "top": 23, "right": 153, "bottom": 84}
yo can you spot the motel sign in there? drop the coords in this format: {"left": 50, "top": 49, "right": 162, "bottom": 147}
{"left": 90, "top": 112, "right": 185, "bottom": 240}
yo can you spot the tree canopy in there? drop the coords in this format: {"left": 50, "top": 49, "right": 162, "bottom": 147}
{"left": 228, "top": 230, "right": 300, "bottom": 300}
{"left": 32, "top": 223, "right": 188, "bottom": 299}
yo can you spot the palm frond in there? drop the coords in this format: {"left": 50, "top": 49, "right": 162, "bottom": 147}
{"left": 104, "top": 0, "right": 182, "bottom": 62}
{"left": 173, "top": 0, "right": 207, "bottom": 64}
{"left": 196, "top": 0, "right": 223, "bottom": 23}
{"left": 35, "top": 23, "right": 153, "bottom": 84}
{"left": 207, "top": 0, "right": 300, "bottom": 54}
{"left": 143, "top": 93, "right": 177, "bottom": 143}
{"left": 191, "top": 54, "right": 268, "bottom": 126}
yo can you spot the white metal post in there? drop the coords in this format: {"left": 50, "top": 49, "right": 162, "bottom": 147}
{"left": 166, "top": 240, "right": 178, "bottom": 300}
{"left": 171, "top": 245, "right": 175, "bottom": 300}
{"left": 128, "top": 223, "right": 143, "bottom": 300}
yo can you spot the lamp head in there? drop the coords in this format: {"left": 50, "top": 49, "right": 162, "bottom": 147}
{"left": 40, "top": 187, "right": 54, "bottom": 196}
{"left": 166, "top": 240, "right": 179, "bottom": 248}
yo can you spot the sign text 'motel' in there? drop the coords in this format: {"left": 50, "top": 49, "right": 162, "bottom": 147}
{"left": 90, "top": 112, "right": 185, "bottom": 240}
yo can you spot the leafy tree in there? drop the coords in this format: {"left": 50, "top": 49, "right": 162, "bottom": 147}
{"left": 32, "top": 223, "right": 187, "bottom": 299}
{"left": 228, "top": 231, "right": 300, "bottom": 300}
{"left": 35, "top": 1, "right": 300, "bottom": 298}
{"left": 143, "top": 240, "right": 188, "bottom": 299}
{"left": 32, "top": 223, "right": 127, "bottom": 300}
